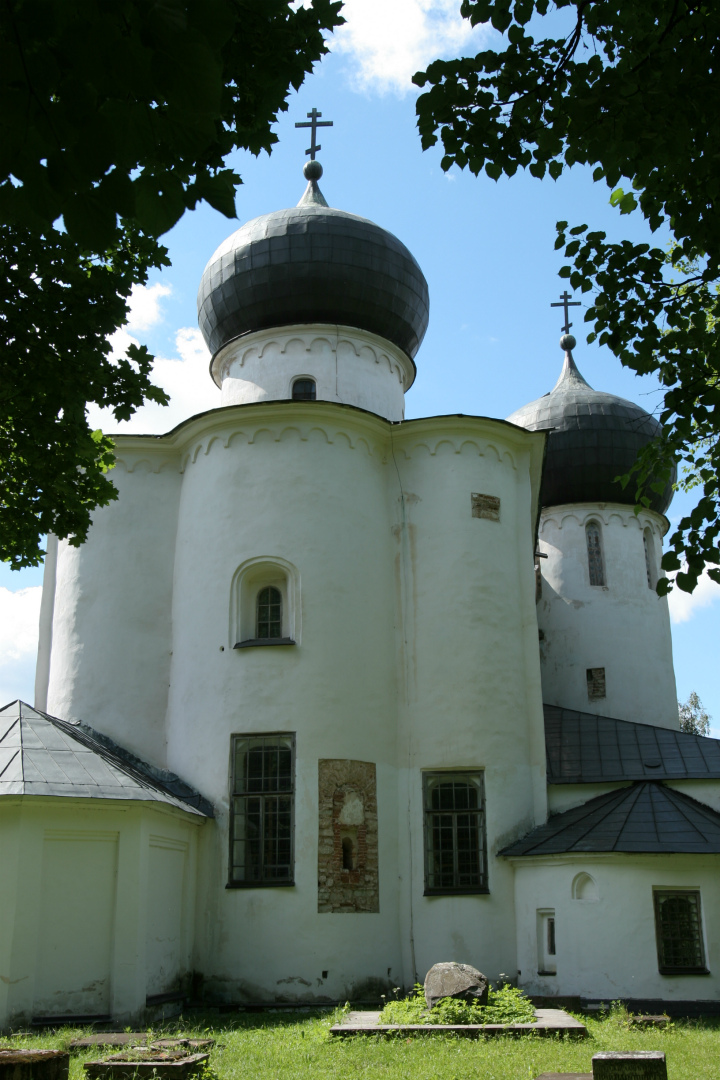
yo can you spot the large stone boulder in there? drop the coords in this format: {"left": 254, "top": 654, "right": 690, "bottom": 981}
{"left": 424, "top": 962, "right": 489, "bottom": 1011}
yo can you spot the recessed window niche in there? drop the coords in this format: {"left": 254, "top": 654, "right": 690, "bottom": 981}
{"left": 231, "top": 557, "right": 300, "bottom": 649}
{"left": 572, "top": 872, "right": 599, "bottom": 901}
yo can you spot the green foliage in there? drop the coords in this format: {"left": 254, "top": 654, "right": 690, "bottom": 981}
{"left": 0, "top": 0, "right": 343, "bottom": 568}
{"left": 0, "top": 0, "right": 344, "bottom": 247}
{"left": 678, "top": 691, "right": 712, "bottom": 737}
{"left": 379, "top": 982, "right": 536, "bottom": 1025}
{"left": 414, "top": 1, "right": 720, "bottom": 593}
{"left": 0, "top": 222, "right": 170, "bottom": 566}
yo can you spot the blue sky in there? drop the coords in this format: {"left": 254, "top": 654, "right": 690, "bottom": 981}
{"left": 2, "top": 0, "right": 718, "bottom": 727}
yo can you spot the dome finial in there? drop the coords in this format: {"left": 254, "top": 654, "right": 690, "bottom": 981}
{"left": 552, "top": 329, "right": 591, "bottom": 391}
{"left": 549, "top": 290, "right": 591, "bottom": 390}
{"left": 295, "top": 107, "right": 333, "bottom": 207}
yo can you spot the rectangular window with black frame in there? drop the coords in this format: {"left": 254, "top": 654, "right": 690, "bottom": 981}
{"left": 423, "top": 771, "right": 488, "bottom": 894}
{"left": 654, "top": 889, "right": 708, "bottom": 974}
{"left": 229, "top": 734, "right": 295, "bottom": 887}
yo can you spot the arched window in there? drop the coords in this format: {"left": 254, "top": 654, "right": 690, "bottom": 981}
{"left": 342, "top": 837, "right": 355, "bottom": 870}
{"left": 256, "top": 586, "right": 282, "bottom": 639}
{"left": 292, "top": 378, "right": 316, "bottom": 401}
{"left": 586, "top": 522, "right": 605, "bottom": 586}
{"left": 643, "top": 528, "right": 657, "bottom": 590}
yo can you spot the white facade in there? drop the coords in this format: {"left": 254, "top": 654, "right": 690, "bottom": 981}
{"left": 537, "top": 503, "right": 678, "bottom": 728}
{"left": 36, "top": 396, "right": 546, "bottom": 1007}
{"left": 3, "top": 184, "right": 719, "bottom": 1032}
{"left": 0, "top": 798, "right": 202, "bottom": 1028}
{"left": 512, "top": 855, "right": 719, "bottom": 1002}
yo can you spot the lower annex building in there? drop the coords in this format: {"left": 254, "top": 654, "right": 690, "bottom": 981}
{"left": 2, "top": 158, "right": 720, "bottom": 1029}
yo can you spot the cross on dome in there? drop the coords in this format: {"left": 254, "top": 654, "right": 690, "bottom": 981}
{"left": 551, "top": 289, "right": 581, "bottom": 334}
{"left": 295, "top": 107, "right": 333, "bottom": 160}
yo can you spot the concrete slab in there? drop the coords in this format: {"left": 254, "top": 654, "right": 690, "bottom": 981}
{"left": 330, "top": 1008, "right": 587, "bottom": 1038}
{"left": 535, "top": 1074, "right": 592, "bottom": 1080}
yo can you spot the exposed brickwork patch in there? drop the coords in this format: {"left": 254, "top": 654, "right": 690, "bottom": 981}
{"left": 318, "top": 759, "right": 379, "bottom": 914}
{"left": 471, "top": 493, "right": 501, "bottom": 521}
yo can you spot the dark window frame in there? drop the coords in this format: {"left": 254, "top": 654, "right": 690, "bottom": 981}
{"left": 256, "top": 585, "right": 282, "bottom": 639}
{"left": 644, "top": 528, "right": 657, "bottom": 590}
{"left": 292, "top": 378, "right": 316, "bottom": 401}
{"left": 654, "top": 889, "right": 709, "bottom": 975}
{"left": 422, "top": 771, "right": 488, "bottom": 896}
{"left": 586, "top": 521, "right": 606, "bottom": 587}
{"left": 228, "top": 733, "right": 295, "bottom": 889}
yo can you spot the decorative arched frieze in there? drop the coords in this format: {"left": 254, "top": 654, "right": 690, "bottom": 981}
{"left": 539, "top": 504, "right": 667, "bottom": 535}
{"left": 117, "top": 456, "right": 179, "bottom": 475}
{"left": 392, "top": 436, "right": 518, "bottom": 470}
{"left": 211, "top": 323, "right": 415, "bottom": 397}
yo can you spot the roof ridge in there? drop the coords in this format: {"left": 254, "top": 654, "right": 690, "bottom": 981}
{"left": 500, "top": 779, "right": 720, "bottom": 857}
{"left": 2, "top": 701, "right": 212, "bottom": 817}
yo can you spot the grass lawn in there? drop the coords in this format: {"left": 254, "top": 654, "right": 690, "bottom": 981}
{"left": 3, "top": 1008, "right": 720, "bottom": 1080}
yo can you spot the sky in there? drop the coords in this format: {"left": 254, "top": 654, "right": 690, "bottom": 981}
{"left": 2, "top": 0, "right": 719, "bottom": 728}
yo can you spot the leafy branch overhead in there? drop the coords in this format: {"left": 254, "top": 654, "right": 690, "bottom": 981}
{"left": 414, "top": 0, "right": 720, "bottom": 593}
{"left": 1, "top": 0, "right": 343, "bottom": 248}
{"left": 0, "top": 0, "right": 343, "bottom": 568}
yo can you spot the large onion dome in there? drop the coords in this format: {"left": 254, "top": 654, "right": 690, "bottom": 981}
{"left": 506, "top": 335, "right": 674, "bottom": 514}
{"left": 197, "top": 163, "right": 429, "bottom": 362}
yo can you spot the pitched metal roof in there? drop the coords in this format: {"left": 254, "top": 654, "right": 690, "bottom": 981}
{"left": 545, "top": 703, "right": 720, "bottom": 784}
{"left": 500, "top": 782, "right": 720, "bottom": 857}
{"left": 0, "top": 701, "right": 211, "bottom": 816}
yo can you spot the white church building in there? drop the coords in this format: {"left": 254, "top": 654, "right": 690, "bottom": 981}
{"left": 2, "top": 155, "right": 720, "bottom": 1030}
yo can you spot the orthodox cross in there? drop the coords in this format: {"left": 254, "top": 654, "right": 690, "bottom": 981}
{"left": 295, "top": 108, "right": 333, "bottom": 160}
{"left": 550, "top": 290, "right": 581, "bottom": 333}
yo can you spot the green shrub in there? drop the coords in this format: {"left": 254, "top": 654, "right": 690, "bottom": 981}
{"left": 379, "top": 982, "right": 536, "bottom": 1026}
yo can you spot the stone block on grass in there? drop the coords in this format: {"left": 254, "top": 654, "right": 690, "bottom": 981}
{"left": 423, "top": 962, "right": 489, "bottom": 1010}
{"left": 0, "top": 1050, "right": 70, "bottom": 1080}
{"left": 592, "top": 1051, "right": 667, "bottom": 1080}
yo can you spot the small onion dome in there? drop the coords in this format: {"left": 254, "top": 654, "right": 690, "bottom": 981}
{"left": 197, "top": 162, "right": 429, "bottom": 362}
{"left": 506, "top": 335, "right": 675, "bottom": 514}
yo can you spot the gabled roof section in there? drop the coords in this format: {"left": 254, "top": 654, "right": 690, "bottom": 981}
{"left": 501, "top": 782, "right": 720, "bottom": 857}
{"left": 545, "top": 703, "right": 720, "bottom": 784}
{"left": 0, "top": 701, "right": 212, "bottom": 817}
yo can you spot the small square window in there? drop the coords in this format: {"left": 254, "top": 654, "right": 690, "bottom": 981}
{"left": 586, "top": 667, "right": 606, "bottom": 700}
{"left": 654, "top": 890, "right": 708, "bottom": 974}
{"left": 422, "top": 772, "right": 488, "bottom": 894}
{"left": 229, "top": 734, "right": 295, "bottom": 887}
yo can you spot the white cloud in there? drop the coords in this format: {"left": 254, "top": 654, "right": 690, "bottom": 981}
{"left": 668, "top": 571, "right": 720, "bottom": 625}
{"left": 332, "top": 0, "right": 486, "bottom": 96}
{"left": 89, "top": 325, "right": 219, "bottom": 436}
{"left": 0, "top": 586, "right": 42, "bottom": 707}
{"left": 125, "top": 281, "right": 172, "bottom": 333}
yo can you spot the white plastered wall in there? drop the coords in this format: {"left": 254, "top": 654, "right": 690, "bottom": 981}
{"left": 44, "top": 460, "right": 182, "bottom": 766}
{"left": 510, "top": 854, "right": 720, "bottom": 1001}
{"left": 124, "top": 403, "right": 544, "bottom": 1002}
{"left": 0, "top": 798, "right": 203, "bottom": 1032}
{"left": 211, "top": 324, "right": 415, "bottom": 422}
{"left": 537, "top": 504, "right": 678, "bottom": 728}
{"left": 39, "top": 394, "right": 547, "bottom": 1004}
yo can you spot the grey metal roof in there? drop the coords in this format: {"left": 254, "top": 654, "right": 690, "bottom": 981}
{"left": 501, "top": 782, "right": 720, "bottom": 856}
{"left": 0, "top": 701, "right": 211, "bottom": 816}
{"left": 506, "top": 350, "right": 674, "bottom": 513}
{"left": 545, "top": 703, "right": 720, "bottom": 783}
{"left": 197, "top": 186, "right": 430, "bottom": 362}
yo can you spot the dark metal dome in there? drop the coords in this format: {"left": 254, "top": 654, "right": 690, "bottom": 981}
{"left": 197, "top": 178, "right": 429, "bottom": 361}
{"left": 506, "top": 347, "right": 674, "bottom": 514}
